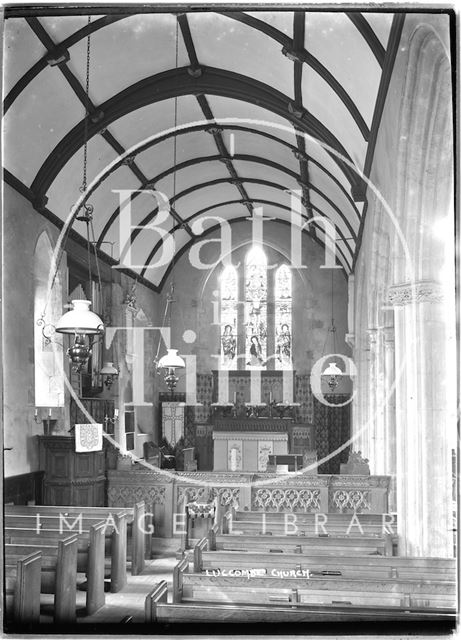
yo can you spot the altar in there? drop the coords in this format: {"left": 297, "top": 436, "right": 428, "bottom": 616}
{"left": 213, "top": 430, "right": 288, "bottom": 472}
{"left": 211, "top": 418, "right": 312, "bottom": 472}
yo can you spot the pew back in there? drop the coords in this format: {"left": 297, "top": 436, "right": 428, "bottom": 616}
{"left": 198, "top": 549, "right": 456, "bottom": 582}
{"left": 213, "top": 533, "right": 393, "bottom": 556}
{"left": 5, "top": 535, "right": 78, "bottom": 623}
{"left": 4, "top": 551, "right": 41, "bottom": 624}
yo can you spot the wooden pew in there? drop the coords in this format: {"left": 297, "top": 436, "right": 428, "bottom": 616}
{"left": 5, "top": 522, "right": 105, "bottom": 614}
{"left": 4, "top": 551, "right": 41, "bottom": 624}
{"left": 197, "top": 545, "right": 456, "bottom": 583}
{"left": 175, "top": 559, "right": 456, "bottom": 610}
{"left": 5, "top": 512, "right": 128, "bottom": 592}
{"left": 5, "top": 501, "right": 147, "bottom": 575}
{"left": 230, "top": 510, "right": 398, "bottom": 536}
{"left": 210, "top": 532, "right": 393, "bottom": 556}
{"left": 145, "top": 581, "right": 456, "bottom": 623}
{"left": 5, "top": 535, "right": 78, "bottom": 623}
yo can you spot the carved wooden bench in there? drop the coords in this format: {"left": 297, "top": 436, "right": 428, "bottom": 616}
{"left": 5, "top": 501, "right": 147, "bottom": 574}
{"left": 145, "top": 580, "right": 456, "bottom": 624}
{"left": 5, "top": 535, "right": 78, "bottom": 623}
{"left": 5, "top": 522, "right": 105, "bottom": 614}
{"left": 4, "top": 550, "right": 41, "bottom": 625}
{"left": 6, "top": 512, "right": 127, "bottom": 593}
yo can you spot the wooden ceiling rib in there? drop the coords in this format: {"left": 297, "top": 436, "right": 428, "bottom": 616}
{"left": 220, "top": 11, "right": 369, "bottom": 139}
{"left": 25, "top": 16, "right": 150, "bottom": 190}
{"left": 149, "top": 215, "right": 353, "bottom": 291}
{"left": 30, "top": 66, "right": 360, "bottom": 201}
{"left": 140, "top": 194, "right": 354, "bottom": 277}
{"left": 3, "top": 9, "right": 399, "bottom": 284}
{"left": 119, "top": 154, "right": 357, "bottom": 255}
{"left": 95, "top": 123, "right": 360, "bottom": 251}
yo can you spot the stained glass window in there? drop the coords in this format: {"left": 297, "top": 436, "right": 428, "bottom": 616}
{"left": 220, "top": 265, "right": 238, "bottom": 369}
{"left": 275, "top": 264, "right": 292, "bottom": 370}
{"left": 245, "top": 246, "right": 267, "bottom": 369}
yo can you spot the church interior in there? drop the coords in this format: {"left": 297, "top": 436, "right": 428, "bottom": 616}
{"left": 2, "top": 5, "right": 458, "bottom": 634}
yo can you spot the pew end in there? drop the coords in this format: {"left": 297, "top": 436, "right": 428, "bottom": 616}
{"left": 145, "top": 580, "right": 169, "bottom": 623}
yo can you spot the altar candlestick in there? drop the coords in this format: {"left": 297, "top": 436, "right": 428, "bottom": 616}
{"left": 48, "top": 408, "right": 52, "bottom": 417}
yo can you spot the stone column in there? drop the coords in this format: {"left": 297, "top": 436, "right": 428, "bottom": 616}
{"left": 383, "top": 327, "right": 397, "bottom": 512}
{"left": 365, "top": 329, "right": 379, "bottom": 474}
{"left": 389, "top": 281, "right": 454, "bottom": 557}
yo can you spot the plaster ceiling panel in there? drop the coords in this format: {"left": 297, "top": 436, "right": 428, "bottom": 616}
{"left": 231, "top": 160, "right": 298, "bottom": 190}
{"left": 83, "top": 166, "right": 143, "bottom": 239}
{"left": 132, "top": 128, "right": 220, "bottom": 184}
{"left": 3, "top": 66, "right": 83, "bottom": 186}
{"left": 3, "top": 19, "right": 48, "bottom": 96}
{"left": 136, "top": 133, "right": 218, "bottom": 182}
{"left": 308, "top": 164, "right": 360, "bottom": 229}
{"left": 208, "top": 96, "right": 297, "bottom": 144}
{"left": 305, "top": 135, "right": 357, "bottom": 194}
{"left": 309, "top": 190, "right": 357, "bottom": 241}
{"left": 232, "top": 133, "right": 299, "bottom": 174}
{"left": 64, "top": 14, "right": 185, "bottom": 105}
{"left": 172, "top": 129, "right": 222, "bottom": 170}
{"left": 172, "top": 162, "right": 231, "bottom": 198}
{"left": 245, "top": 11, "right": 293, "bottom": 38}
{"left": 123, "top": 227, "right": 169, "bottom": 276}
{"left": 100, "top": 190, "right": 177, "bottom": 261}
{"left": 364, "top": 13, "right": 394, "bottom": 49}
{"left": 189, "top": 13, "right": 294, "bottom": 99}
{"left": 39, "top": 15, "right": 97, "bottom": 43}
{"left": 144, "top": 227, "right": 191, "bottom": 285}
{"left": 305, "top": 12, "right": 381, "bottom": 127}
{"left": 108, "top": 96, "right": 205, "bottom": 154}
{"left": 243, "top": 184, "right": 294, "bottom": 210}
{"left": 302, "top": 66, "right": 367, "bottom": 170}
{"left": 46, "top": 135, "right": 120, "bottom": 218}
{"left": 174, "top": 183, "right": 239, "bottom": 219}
{"left": 129, "top": 138, "right": 180, "bottom": 186}
{"left": 188, "top": 202, "right": 249, "bottom": 227}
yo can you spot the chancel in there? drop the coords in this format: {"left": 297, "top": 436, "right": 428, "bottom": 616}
{"left": 2, "top": 5, "right": 457, "bottom": 634}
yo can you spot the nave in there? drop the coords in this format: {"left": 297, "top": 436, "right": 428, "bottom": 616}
{"left": 2, "top": 5, "right": 457, "bottom": 636}
{"left": 4, "top": 498, "right": 457, "bottom": 633}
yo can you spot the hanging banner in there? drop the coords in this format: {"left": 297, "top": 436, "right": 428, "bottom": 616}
{"left": 162, "top": 402, "right": 185, "bottom": 446}
{"left": 75, "top": 423, "right": 103, "bottom": 452}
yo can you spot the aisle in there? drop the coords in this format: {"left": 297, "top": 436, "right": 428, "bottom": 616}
{"left": 80, "top": 551, "right": 180, "bottom": 624}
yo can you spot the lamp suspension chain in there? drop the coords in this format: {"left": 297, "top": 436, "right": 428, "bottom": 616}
{"left": 172, "top": 16, "right": 179, "bottom": 203}
{"left": 82, "top": 16, "right": 91, "bottom": 195}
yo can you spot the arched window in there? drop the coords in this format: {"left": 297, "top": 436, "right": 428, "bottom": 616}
{"left": 218, "top": 247, "right": 294, "bottom": 371}
{"left": 220, "top": 265, "right": 238, "bottom": 369}
{"left": 274, "top": 264, "right": 293, "bottom": 370}
{"left": 245, "top": 246, "right": 267, "bottom": 369}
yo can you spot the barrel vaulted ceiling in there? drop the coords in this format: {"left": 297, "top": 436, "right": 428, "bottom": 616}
{"left": 3, "top": 8, "right": 404, "bottom": 290}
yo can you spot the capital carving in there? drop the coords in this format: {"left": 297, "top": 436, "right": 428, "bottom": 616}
{"left": 366, "top": 329, "right": 378, "bottom": 350}
{"left": 345, "top": 333, "right": 355, "bottom": 348}
{"left": 388, "top": 281, "right": 444, "bottom": 306}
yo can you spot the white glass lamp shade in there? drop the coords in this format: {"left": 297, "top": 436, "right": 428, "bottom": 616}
{"left": 55, "top": 300, "right": 104, "bottom": 335}
{"left": 322, "top": 361, "right": 342, "bottom": 376}
{"left": 158, "top": 348, "right": 185, "bottom": 369}
{"left": 100, "top": 361, "right": 118, "bottom": 376}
